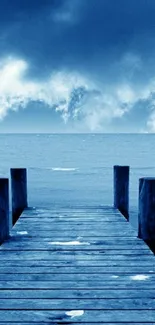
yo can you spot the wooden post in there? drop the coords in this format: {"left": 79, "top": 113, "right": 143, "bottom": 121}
{"left": 0, "top": 179, "right": 9, "bottom": 244}
{"left": 113, "top": 165, "right": 129, "bottom": 220}
{"left": 11, "top": 168, "right": 28, "bottom": 225}
{"left": 138, "top": 177, "right": 155, "bottom": 253}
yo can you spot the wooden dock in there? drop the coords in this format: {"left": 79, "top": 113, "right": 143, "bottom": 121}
{"left": 0, "top": 205, "right": 155, "bottom": 324}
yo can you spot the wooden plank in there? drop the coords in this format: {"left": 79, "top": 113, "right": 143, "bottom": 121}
{"left": 0, "top": 266, "right": 154, "bottom": 274}
{"left": 10, "top": 229, "right": 137, "bottom": 237}
{"left": 7, "top": 235, "right": 143, "bottom": 241}
{"left": 0, "top": 289, "right": 154, "bottom": 299}
{"left": 19, "top": 211, "right": 126, "bottom": 218}
{"left": 0, "top": 249, "right": 151, "bottom": 255}
{"left": 1, "top": 242, "right": 149, "bottom": 251}
{"left": 18, "top": 218, "right": 127, "bottom": 224}
{"left": 28, "top": 212, "right": 122, "bottom": 217}
{"left": 0, "top": 259, "right": 153, "bottom": 267}
{"left": 13, "top": 223, "right": 133, "bottom": 230}
{"left": 4, "top": 238, "right": 149, "bottom": 250}
{"left": 23, "top": 206, "right": 119, "bottom": 211}
{"left": 0, "top": 272, "right": 155, "bottom": 282}
{"left": 0, "top": 251, "right": 153, "bottom": 260}
{"left": 7, "top": 236, "right": 149, "bottom": 248}
{"left": 20, "top": 214, "right": 125, "bottom": 218}
{"left": 6, "top": 235, "right": 148, "bottom": 244}
{"left": 21, "top": 213, "right": 126, "bottom": 220}
{"left": 0, "top": 310, "right": 155, "bottom": 322}
{"left": 20, "top": 210, "right": 124, "bottom": 216}
{"left": 22, "top": 213, "right": 121, "bottom": 219}
{"left": 1, "top": 236, "right": 150, "bottom": 251}
{"left": 0, "top": 298, "right": 155, "bottom": 310}
{"left": 0, "top": 280, "right": 154, "bottom": 289}
{"left": 0, "top": 323, "right": 153, "bottom": 325}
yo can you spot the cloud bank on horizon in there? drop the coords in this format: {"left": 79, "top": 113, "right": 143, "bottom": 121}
{"left": 0, "top": 0, "right": 155, "bottom": 132}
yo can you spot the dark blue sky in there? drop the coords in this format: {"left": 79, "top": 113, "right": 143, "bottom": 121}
{"left": 0, "top": 0, "right": 155, "bottom": 132}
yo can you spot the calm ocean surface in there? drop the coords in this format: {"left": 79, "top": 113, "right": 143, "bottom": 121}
{"left": 1, "top": 133, "right": 155, "bottom": 231}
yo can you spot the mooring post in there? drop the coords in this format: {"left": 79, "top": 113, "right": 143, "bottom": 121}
{"left": 138, "top": 177, "right": 155, "bottom": 253}
{"left": 113, "top": 165, "right": 129, "bottom": 220}
{"left": 0, "top": 178, "right": 9, "bottom": 243}
{"left": 11, "top": 168, "right": 28, "bottom": 225}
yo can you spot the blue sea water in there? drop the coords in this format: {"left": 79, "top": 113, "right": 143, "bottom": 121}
{"left": 0, "top": 133, "right": 155, "bottom": 231}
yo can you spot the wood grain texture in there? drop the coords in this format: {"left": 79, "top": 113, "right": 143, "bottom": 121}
{"left": 0, "top": 310, "right": 155, "bottom": 322}
{"left": 11, "top": 168, "right": 28, "bottom": 225}
{"left": 138, "top": 177, "right": 155, "bottom": 253}
{"left": 0, "top": 289, "right": 154, "bottom": 299}
{"left": 0, "top": 205, "right": 155, "bottom": 324}
{"left": 0, "top": 178, "right": 9, "bottom": 244}
{"left": 113, "top": 165, "right": 129, "bottom": 220}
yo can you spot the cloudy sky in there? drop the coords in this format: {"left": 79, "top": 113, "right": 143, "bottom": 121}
{"left": 0, "top": 0, "right": 155, "bottom": 132}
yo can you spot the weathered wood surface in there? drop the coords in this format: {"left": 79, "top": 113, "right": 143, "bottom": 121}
{"left": 0, "top": 178, "right": 9, "bottom": 244}
{"left": 11, "top": 168, "right": 28, "bottom": 225}
{"left": 113, "top": 165, "right": 129, "bottom": 219}
{"left": 0, "top": 321, "right": 154, "bottom": 325}
{"left": 0, "top": 310, "right": 155, "bottom": 322}
{"left": 0, "top": 206, "right": 155, "bottom": 324}
{"left": 138, "top": 177, "right": 155, "bottom": 253}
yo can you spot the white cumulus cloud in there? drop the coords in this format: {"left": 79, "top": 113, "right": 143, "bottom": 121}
{"left": 0, "top": 56, "right": 90, "bottom": 122}
{"left": 1, "top": 54, "right": 155, "bottom": 132}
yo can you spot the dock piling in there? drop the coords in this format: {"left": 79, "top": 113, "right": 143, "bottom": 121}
{"left": 138, "top": 177, "right": 155, "bottom": 253}
{"left": 0, "top": 178, "right": 9, "bottom": 244}
{"left": 11, "top": 168, "right": 28, "bottom": 225}
{"left": 113, "top": 165, "right": 129, "bottom": 220}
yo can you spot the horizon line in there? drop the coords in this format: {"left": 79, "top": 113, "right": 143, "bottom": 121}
{"left": 0, "top": 132, "right": 153, "bottom": 135}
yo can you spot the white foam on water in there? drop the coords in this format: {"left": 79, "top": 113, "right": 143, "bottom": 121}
{"left": 65, "top": 310, "right": 84, "bottom": 318}
{"left": 48, "top": 241, "right": 90, "bottom": 246}
{"left": 16, "top": 231, "right": 28, "bottom": 235}
{"left": 51, "top": 167, "right": 78, "bottom": 171}
{"left": 130, "top": 274, "right": 150, "bottom": 281}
